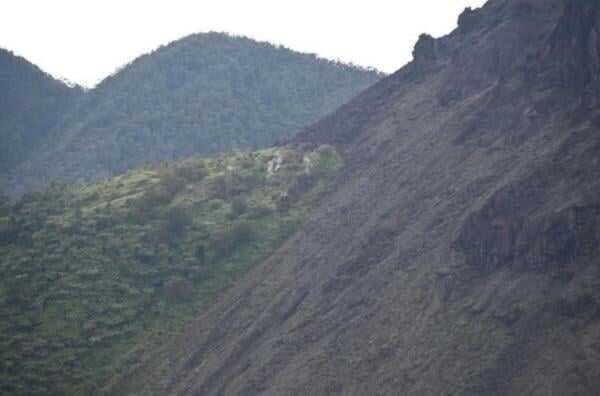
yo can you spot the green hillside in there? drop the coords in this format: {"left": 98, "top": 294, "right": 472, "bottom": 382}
{"left": 0, "top": 48, "right": 83, "bottom": 175}
{"left": 0, "top": 144, "right": 342, "bottom": 395}
{"left": 8, "top": 33, "right": 380, "bottom": 194}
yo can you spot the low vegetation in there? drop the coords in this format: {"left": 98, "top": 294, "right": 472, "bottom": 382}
{"left": 0, "top": 145, "right": 342, "bottom": 395}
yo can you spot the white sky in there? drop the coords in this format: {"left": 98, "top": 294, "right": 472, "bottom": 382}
{"left": 0, "top": 0, "right": 486, "bottom": 88}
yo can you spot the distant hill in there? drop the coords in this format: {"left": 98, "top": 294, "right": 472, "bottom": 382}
{"left": 0, "top": 48, "right": 83, "bottom": 176}
{"left": 7, "top": 33, "right": 382, "bottom": 194}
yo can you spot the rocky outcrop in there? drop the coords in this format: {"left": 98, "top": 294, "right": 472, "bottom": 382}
{"left": 457, "top": 7, "right": 484, "bottom": 34}
{"left": 413, "top": 34, "right": 437, "bottom": 64}
{"left": 456, "top": 181, "right": 600, "bottom": 274}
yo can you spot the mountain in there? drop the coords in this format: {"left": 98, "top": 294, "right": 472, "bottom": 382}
{"left": 103, "top": 1, "right": 600, "bottom": 395}
{"left": 7, "top": 33, "right": 382, "bottom": 194}
{"left": 0, "top": 48, "right": 83, "bottom": 177}
{"left": 0, "top": 144, "right": 342, "bottom": 395}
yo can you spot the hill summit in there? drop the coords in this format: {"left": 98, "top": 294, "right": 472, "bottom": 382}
{"left": 7, "top": 32, "right": 381, "bottom": 194}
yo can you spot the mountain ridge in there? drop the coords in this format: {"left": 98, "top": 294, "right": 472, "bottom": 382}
{"left": 5, "top": 32, "right": 382, "bottom": 196}
{"left": 0, "top": 48, "right": 83, "bottom": 178}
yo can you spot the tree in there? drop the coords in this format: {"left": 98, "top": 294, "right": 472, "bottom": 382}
{"left": 158, "top": 206, "right": 192, "bottom": 243}
{"left": 230, "top": 196, "right": 248, "bottom": 218}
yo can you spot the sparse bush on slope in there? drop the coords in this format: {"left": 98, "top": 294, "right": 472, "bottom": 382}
{"left": 0, "top": 144, "right": 342, "bottom": 395}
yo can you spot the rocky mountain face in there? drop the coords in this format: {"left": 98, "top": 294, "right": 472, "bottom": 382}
{"left": 0, "top": 49, "right": 83, "bottom": 177}
{"left": 5, "top": 33, "right": 381, "bottom": 196}
{"left": 106, "top": 1, "right": 600, "bottom": 395}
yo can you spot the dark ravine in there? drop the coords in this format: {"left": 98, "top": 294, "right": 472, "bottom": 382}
{"left": 103, "top": 0, "right": 600, "bottom": 394}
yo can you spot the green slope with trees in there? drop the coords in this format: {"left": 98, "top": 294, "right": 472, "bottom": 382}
{"left": 0, "top": 144, "right": 342, "bottom": 395}
{"left": 8, "top": 33, "right": 380, "bottom": 194}
{"left": 0, "top": 48, "right": 83, "bottom": 176}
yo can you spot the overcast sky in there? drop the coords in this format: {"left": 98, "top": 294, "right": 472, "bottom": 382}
{"left": 1, "top": 0, "right": 486, "bottom": 87}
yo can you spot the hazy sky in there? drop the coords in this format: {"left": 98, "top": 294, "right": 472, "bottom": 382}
{"left": 1, "top": 0, "right": 486, "bottom": 87}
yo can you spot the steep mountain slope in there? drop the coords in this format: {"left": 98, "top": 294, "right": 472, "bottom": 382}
{"left": 0, "top": 49, "right": 83, "bottom": 176}
{"left": 8, "top": 33, "right": 381, "bottom": 194}
{"left": 0, "top": 145, "right": 341, "bottom": 395}
{"left": 107, "top": 1, "right": 600, "bottom": 395}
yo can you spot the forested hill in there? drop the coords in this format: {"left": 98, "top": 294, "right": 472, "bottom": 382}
{"left": 0, "top": 48, "right": 83, "bottom": 176}
{"left": 7, "top": 33, "right": 382, "bottom": 194}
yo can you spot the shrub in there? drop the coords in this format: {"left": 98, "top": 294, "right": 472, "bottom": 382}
{"left": 175, "top": 162, "right": 208, "bottom": 182}
{"left": 248, "top": 204, "right": 274, "bottom": 219}
{"left": 133, "top": 172, "right": 186, "bottom": 219}
{"left": 0, "top": 191, "right": 10, "bottom": 217}
{"left": 157, "top": 206, "right": 192, "bottom": 243}
{"left": 229, "top": 220, "right": 255, "bottom": 245}
{"left": 207, "top": 199, "right": 224, "bottom": 210}
{"left": 226, "top": 170, "right": 252, "bottom": 196}
{"left": 237, "top": 155, "right": 256, "bottom": 169}
{"left": 206, "top": 174, "right": 228, "bottom": 200}
{"left": 0, "top": 216, "right": 19, "bottom": 245}
{"left": 163, "top": 277, "right": 194, "bottom": 301}
{"left": 194, "top": 244, "right": 206, "bottom": 264}
{"left": 230, "top": 196, "right": 248, "bottom": 218}
{"left": 307, "top": 145, "right": 343, "bottom": 177}
{"left": 159, "top": 172, "right": 186, "bottom": 196}
{"left": 209, "top": 220, "right": 256, "bottom": 259}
